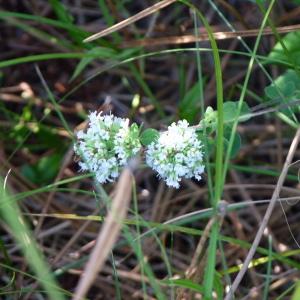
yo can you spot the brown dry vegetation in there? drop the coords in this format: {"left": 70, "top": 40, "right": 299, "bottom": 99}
{"left": 1, "top": 1, "right": 300, "bottom": 299}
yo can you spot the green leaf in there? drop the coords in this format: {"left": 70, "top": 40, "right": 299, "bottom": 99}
{"left": 21, "top": 165, "right": 37, "bottom": 184}
{"left": 223, "top": 101, "right": 251, "bottom": 123}
{"left": 21, "top": 153, "right": 62, "bottom": 185}
{"left": 268, "top": 31, "right": 300, "bottom": 67}
{"left": 265, "top": 80, "right": 295, "bottom": 99}
{"left": 35, "top": 126, "right": 66, "bottom": 151}
{"left": 264, "top": 70, "right": 300, "bottom": 118}
{"left": 265, "top": 70, "right": 300, "bottom": 98}
{"left": 179, "top": 81, "right": 204, "bottom": 123}
{"left": 223, "top": 102, "right": 237, "bottom": 122}
{"left": 140, "top": 128, "right": 159, "bottom": 146}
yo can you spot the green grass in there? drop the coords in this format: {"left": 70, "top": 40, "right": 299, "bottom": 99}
{"left": 0, "top": 176, "right": 66, "bottom": 300}
{"left": 180, "top": 2, "right": 224, "bottom": 297}
{"left": 1, "top": 1, "right": 300, "bottom": 299}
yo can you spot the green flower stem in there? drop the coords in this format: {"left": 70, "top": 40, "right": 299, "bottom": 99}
{"left": 179, "top": 1, "right": 224, "bottom": 298}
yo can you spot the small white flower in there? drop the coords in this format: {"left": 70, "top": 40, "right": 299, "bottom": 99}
{"left": 74, "top": 111, "right": 141, "bottom": 184}
{"left": 145, "top": 120, "right": 204, "bottom": 188}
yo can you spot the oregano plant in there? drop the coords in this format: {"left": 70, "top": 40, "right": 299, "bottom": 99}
{"left": 74, "top": 102, "right": 251, "bottom": 188}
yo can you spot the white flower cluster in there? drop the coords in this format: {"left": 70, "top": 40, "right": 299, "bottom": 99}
{"left": 74, "top": 111, "right": 205, "bottom": 188}
{"left": 74, "top": 112, "right": 141, "bottom": 183}
{"left": 146, "top": 120, "right": 204, "bottom": 188}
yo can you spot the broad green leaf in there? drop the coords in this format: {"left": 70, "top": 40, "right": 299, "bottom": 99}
{"left": 140, "top": 128, "right": 159, "bottom": 146}
{"left": 223, "top": 101, "right": 251, "bottom": 123}
{"left": 21, "top": 153, "right": 62, "bottom": 185}
{"left": 265, "top": 70, "right": 300, "bottom": 99}
{"left": 35, "top": 126, "right": 67, "bottom": 151}
{"left": 265, "top": 81, "right": 295, "bottom": 99}
{"left": 264, "top": 70, "right": 300, "bottom": 118}
{"left": 268, "top": 31, "right": 300, "bottom": 66}
{"left": 223, "top": 102, "right": 237, "bottom": 122}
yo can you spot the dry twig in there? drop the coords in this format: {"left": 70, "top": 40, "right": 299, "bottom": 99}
{"left": 83, "top": 0, "right": 176, "bottom": 42}
{"left": 225, "top": 127, "right": 300, "bottom": 300}
{"left": 73, "top": 163, "right": 135, "bottom": 300}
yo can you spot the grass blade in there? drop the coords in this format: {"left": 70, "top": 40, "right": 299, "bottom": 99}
{"left": 0, "top": 175, "right": 65, "bottom": 300}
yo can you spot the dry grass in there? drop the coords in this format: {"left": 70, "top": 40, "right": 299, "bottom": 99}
{"left": 1, "top": 1, "right": 300, "bottom": 299}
